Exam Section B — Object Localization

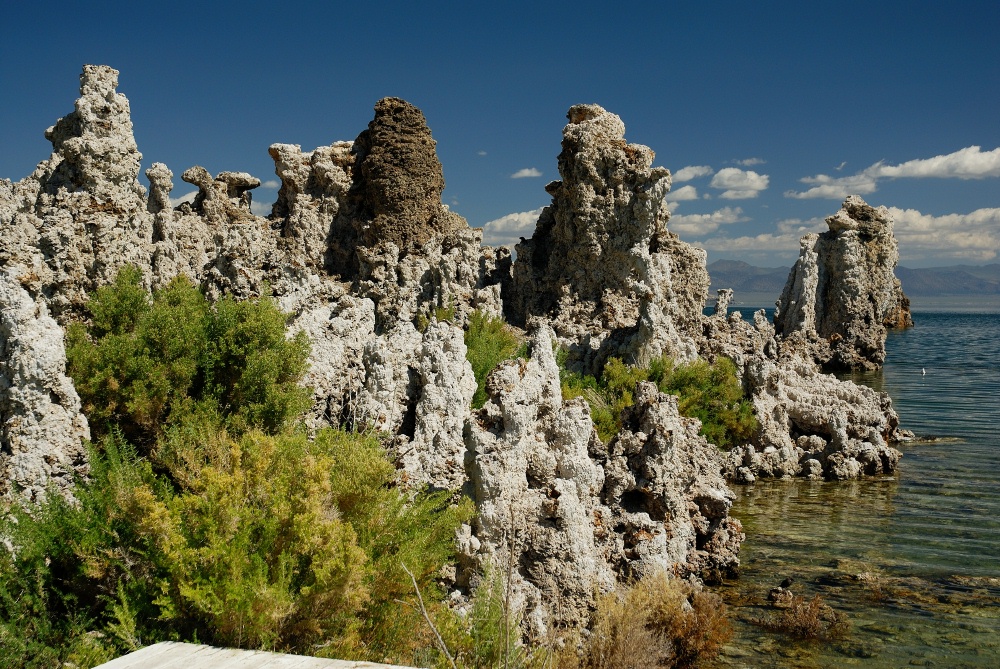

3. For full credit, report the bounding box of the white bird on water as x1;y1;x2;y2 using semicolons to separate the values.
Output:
922;368;926;375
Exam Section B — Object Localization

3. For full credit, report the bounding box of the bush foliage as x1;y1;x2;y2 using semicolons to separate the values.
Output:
559;353;757;448
65;267;311;446
0;269;473;668
464;311;524;409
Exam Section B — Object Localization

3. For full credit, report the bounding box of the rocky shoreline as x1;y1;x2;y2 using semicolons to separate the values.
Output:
1;65;912;632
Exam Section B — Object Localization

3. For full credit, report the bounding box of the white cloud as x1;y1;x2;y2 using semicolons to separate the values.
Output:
696;206;1000;264
478;150;487;156
787;146;1000;199
785;172;879;200
669;206;748;236
250;200;273;217
775;217;826;235
481;207;545;247
664;185;699;202
511;167;542;179
673;165;714;182
734;157;765;166
889;206;1000;262
697;232;803;254
709;167;770;199
168;190;197;208
261;179;280;189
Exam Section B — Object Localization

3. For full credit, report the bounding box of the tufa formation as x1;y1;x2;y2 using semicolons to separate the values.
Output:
0;65;914;636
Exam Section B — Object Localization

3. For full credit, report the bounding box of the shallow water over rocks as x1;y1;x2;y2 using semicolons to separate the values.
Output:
717;311;1000;668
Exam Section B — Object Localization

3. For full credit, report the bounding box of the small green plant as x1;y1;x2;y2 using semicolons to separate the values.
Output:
417;299;458;332
558;353;757;448
465;310;524;409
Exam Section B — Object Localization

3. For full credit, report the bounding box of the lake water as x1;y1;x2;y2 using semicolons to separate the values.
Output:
716;310;1000;668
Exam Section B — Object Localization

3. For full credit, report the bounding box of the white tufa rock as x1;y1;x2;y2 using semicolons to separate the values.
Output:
775;195;912;370
0;268;90;502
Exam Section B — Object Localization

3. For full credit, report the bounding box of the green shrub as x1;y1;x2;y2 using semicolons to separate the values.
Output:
465;311;524;409
1;425;472;665
558;354;757;448
651;357;757;450
3;269;474;667
66;269;310;446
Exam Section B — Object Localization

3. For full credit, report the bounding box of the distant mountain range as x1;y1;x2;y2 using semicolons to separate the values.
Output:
707;260;1000;298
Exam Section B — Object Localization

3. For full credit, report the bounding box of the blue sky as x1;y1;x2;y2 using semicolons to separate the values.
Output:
2;1;998;267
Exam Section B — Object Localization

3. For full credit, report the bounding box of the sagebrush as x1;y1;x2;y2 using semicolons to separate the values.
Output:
559;353;757;448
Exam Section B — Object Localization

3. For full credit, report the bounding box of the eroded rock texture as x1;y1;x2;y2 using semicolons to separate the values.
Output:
507;104;706;374
1;65;917;641
464;326;740;633
774;195;912;371
0;65;153;321
0;269;90;502
700;307;904;481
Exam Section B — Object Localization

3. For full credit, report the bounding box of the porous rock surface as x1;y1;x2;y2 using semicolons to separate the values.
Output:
0;268;90;502
774;195;912;371
463;326;740;633
507;104;706;374
700;307;904;482
0;65;153;321
1;65;913;638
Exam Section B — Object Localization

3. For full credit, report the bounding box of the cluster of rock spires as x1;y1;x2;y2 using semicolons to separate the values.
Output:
0;66;912;633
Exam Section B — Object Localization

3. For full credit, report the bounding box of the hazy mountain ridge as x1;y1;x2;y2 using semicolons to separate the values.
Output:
708;260;1000;297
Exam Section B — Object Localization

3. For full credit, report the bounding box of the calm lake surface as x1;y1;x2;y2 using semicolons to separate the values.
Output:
716;310;1000;668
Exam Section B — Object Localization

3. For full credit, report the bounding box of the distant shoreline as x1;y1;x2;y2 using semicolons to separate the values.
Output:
705;292;1000;314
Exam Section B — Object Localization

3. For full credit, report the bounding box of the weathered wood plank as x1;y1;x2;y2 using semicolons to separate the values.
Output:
94;642;422;669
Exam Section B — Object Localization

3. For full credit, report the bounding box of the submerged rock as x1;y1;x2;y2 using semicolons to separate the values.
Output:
774;195;912;371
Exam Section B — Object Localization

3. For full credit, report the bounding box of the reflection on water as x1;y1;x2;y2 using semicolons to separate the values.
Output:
718;312;1000;668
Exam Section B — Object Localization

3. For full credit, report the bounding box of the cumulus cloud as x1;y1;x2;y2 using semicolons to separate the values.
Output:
511;167;542;179
669;206;748;236
785;172;880;200
261;179;280;189
697;232;803;254
696;206;1000;264
482;207;544;247
664;185;699;202
168;190;197;208
787;146;1000;199
889;206;1000;262
250;200;273;217
734;157;765;166
709;167;770;199
673;165;714;182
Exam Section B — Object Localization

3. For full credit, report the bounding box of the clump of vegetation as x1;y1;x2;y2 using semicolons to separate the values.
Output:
417;300;457;333
559;570;731;669
558;352;757;448
464;310;525;409
65;267;311;446
754;593;851;641
0;269;473;668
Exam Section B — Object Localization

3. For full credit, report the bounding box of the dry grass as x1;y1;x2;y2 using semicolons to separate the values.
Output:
756;593;851;641
557;571;731;669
